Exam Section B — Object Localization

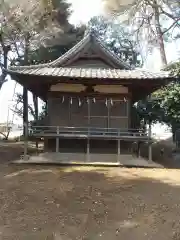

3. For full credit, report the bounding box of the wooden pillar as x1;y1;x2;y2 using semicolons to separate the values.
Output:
33;95;38;121
137;141;141;158
87;97;90;126
68;97;71;126
23;86;28;158
117;139;121;163
33;94;38;151
56;126;60;153
42;100;48;152
45;100;48;116
117;130;121;163
148;122;152;161
87;138;90;162
107;99;110;129
127;98;131;129
87;98;90;162
148;143;152;161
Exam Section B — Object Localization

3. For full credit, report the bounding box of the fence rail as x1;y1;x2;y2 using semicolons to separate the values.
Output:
29;126;150;140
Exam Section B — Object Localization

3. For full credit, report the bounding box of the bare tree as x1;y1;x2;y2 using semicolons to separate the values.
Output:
11;93;39;120
0;0;74;139
103;0;180;66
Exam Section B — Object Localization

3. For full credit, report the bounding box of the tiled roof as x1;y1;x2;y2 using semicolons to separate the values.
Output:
9;32;131;71
8;67;171;80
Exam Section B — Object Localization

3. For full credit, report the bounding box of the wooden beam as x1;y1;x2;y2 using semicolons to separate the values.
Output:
87;139;90;162
23;86;28;136
107;100;110;128
56;127;60;153
48;91;131;99
10;72;172;103
33;94;38;151
33;94;38;121
148;123;152;161
117;139;121;163
45;100;48;116
23;86;28;158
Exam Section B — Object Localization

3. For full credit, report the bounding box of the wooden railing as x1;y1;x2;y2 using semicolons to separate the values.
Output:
29;126;150;140
21;125;153;162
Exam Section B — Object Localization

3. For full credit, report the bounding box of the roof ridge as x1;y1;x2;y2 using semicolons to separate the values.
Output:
9;31;132;71
94;36;132;70
50;32;132;69
48;33;90;67
9;34;90;71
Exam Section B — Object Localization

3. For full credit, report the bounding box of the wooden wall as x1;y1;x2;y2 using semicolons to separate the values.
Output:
48;97;129;129
50;84;129;94
67;59;110;68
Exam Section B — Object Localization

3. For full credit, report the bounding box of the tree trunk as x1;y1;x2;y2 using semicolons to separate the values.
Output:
172;124;177;143
171;123;180;143
23;34;30;137
0;33;10;90
153;1;167;67
4;126;11;140
33;94;38;122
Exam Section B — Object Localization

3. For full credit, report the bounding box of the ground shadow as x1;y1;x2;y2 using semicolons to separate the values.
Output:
1;165;180;239
0;141;42;163
140;137;180;168
1;139;180;169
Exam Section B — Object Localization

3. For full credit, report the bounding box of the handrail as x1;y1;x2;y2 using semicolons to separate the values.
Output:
29;125;148;138
31;125;145;131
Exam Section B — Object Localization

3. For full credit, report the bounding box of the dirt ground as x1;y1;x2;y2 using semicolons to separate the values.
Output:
0;142;180;239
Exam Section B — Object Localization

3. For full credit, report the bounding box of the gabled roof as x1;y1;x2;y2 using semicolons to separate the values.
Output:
6;31;174;102
50;30;132;69
9;31;131;71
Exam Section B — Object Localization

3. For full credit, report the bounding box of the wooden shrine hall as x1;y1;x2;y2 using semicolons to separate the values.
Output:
7;31;173;163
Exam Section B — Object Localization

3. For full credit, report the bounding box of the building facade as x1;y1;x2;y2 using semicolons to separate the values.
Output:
7;32;173;161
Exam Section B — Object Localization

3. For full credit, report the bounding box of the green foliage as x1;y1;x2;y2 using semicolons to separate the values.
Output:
165;61;180;76
28;45;68;65
0;0;75;68
136;60;180;135
0;0;84;122
136;98;163;125
27;25;85;65
88;16;142;67
30;103;47;126
156;83;180;124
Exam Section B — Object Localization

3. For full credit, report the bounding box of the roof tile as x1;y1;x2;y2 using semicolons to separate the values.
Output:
9;32;131;71
8;67;171;80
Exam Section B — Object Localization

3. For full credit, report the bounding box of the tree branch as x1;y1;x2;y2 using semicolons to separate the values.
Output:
162;17;180;35
160;8;180;28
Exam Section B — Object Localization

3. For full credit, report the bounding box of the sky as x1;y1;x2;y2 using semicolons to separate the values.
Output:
69;0;103;24
0;0;179;124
